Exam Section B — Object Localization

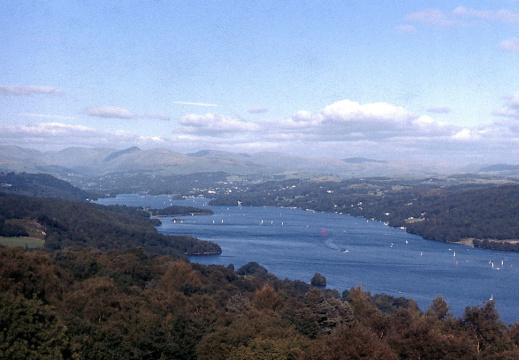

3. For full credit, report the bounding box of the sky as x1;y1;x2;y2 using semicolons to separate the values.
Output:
1;0;519;164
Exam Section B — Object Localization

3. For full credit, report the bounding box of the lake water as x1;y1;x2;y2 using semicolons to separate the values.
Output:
96;194;519;324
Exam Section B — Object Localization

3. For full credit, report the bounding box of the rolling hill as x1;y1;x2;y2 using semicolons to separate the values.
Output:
0;145;489;181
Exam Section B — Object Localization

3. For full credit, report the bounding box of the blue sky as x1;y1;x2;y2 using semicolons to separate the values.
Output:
1;1;519;164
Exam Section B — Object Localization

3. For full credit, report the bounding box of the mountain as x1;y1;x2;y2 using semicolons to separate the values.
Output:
0;145;510;181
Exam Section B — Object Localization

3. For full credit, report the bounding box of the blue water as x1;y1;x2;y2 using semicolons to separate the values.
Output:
96;194;519;324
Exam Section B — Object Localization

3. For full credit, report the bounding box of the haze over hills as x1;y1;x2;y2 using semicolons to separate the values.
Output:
0;145;515;180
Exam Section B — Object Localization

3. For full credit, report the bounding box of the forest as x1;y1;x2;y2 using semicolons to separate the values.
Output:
0;172;93;201
2;246;519;359
148;205;214;217
0;192;220;257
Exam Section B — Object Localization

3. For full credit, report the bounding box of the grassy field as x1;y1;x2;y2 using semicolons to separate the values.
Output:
0;237;45;248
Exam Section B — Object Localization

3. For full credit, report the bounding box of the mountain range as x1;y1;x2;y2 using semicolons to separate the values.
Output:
0;145;515;180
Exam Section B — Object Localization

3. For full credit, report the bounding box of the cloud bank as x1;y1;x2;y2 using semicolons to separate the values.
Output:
493;92;519;119
86;106;170;120
4;98;519;163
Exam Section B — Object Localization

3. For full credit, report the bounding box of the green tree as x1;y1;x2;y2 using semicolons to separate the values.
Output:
426;295;451;321
0;292;71;360
463;301;511;356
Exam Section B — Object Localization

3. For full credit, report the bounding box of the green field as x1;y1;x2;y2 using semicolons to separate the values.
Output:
0;237;45;248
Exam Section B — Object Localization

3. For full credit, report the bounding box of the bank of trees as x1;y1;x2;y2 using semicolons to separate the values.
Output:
1;246;519;359
148;205;213;216
0;192;220;257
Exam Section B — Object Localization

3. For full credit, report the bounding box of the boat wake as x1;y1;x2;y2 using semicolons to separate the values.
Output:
324;237;349;253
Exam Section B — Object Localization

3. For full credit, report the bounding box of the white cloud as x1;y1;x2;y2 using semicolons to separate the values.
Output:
4;98;519;164
395;25;417;33
406;9;454;26
453;6;519;23
86;106;170;120
141;113;171;121
179;113;259;136
493;92;519;119
499;38;519;52
321;99;415;123
405;7;519;28
0;85;63;96
1;122;100;141
452;128;481;140
248;107;269;114
0;122;173;150
86;106;135;119
255;100;461;143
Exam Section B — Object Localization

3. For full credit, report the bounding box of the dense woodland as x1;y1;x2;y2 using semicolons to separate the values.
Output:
2;246;519;359
148;205;214;217
209;178;519;251
0;172;93;201
0;192;220;257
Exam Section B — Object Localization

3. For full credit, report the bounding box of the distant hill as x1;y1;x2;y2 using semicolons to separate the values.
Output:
102;146;141;162
0;145;490;182
342;157;387;164
479;164;519;173
0;172;92;201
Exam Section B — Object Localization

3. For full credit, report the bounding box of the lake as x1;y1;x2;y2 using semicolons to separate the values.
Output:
96;194;519;324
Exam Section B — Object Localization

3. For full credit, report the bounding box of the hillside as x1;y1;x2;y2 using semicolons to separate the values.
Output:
0;172;92;201
0;192;220;257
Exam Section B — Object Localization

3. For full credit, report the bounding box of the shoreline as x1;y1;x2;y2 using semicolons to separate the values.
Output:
453;237;519;247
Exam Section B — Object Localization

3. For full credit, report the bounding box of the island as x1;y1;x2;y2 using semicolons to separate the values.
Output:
148;205;214;217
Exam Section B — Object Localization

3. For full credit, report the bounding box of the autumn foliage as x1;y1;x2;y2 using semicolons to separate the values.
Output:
1;246;519;359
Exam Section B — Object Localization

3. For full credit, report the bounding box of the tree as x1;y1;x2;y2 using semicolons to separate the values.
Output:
301;322;398;360
426;295;451;321
303;288;354;335
253;283;284;311
463;300;511;356
311;272;326;287
0;292;71;360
